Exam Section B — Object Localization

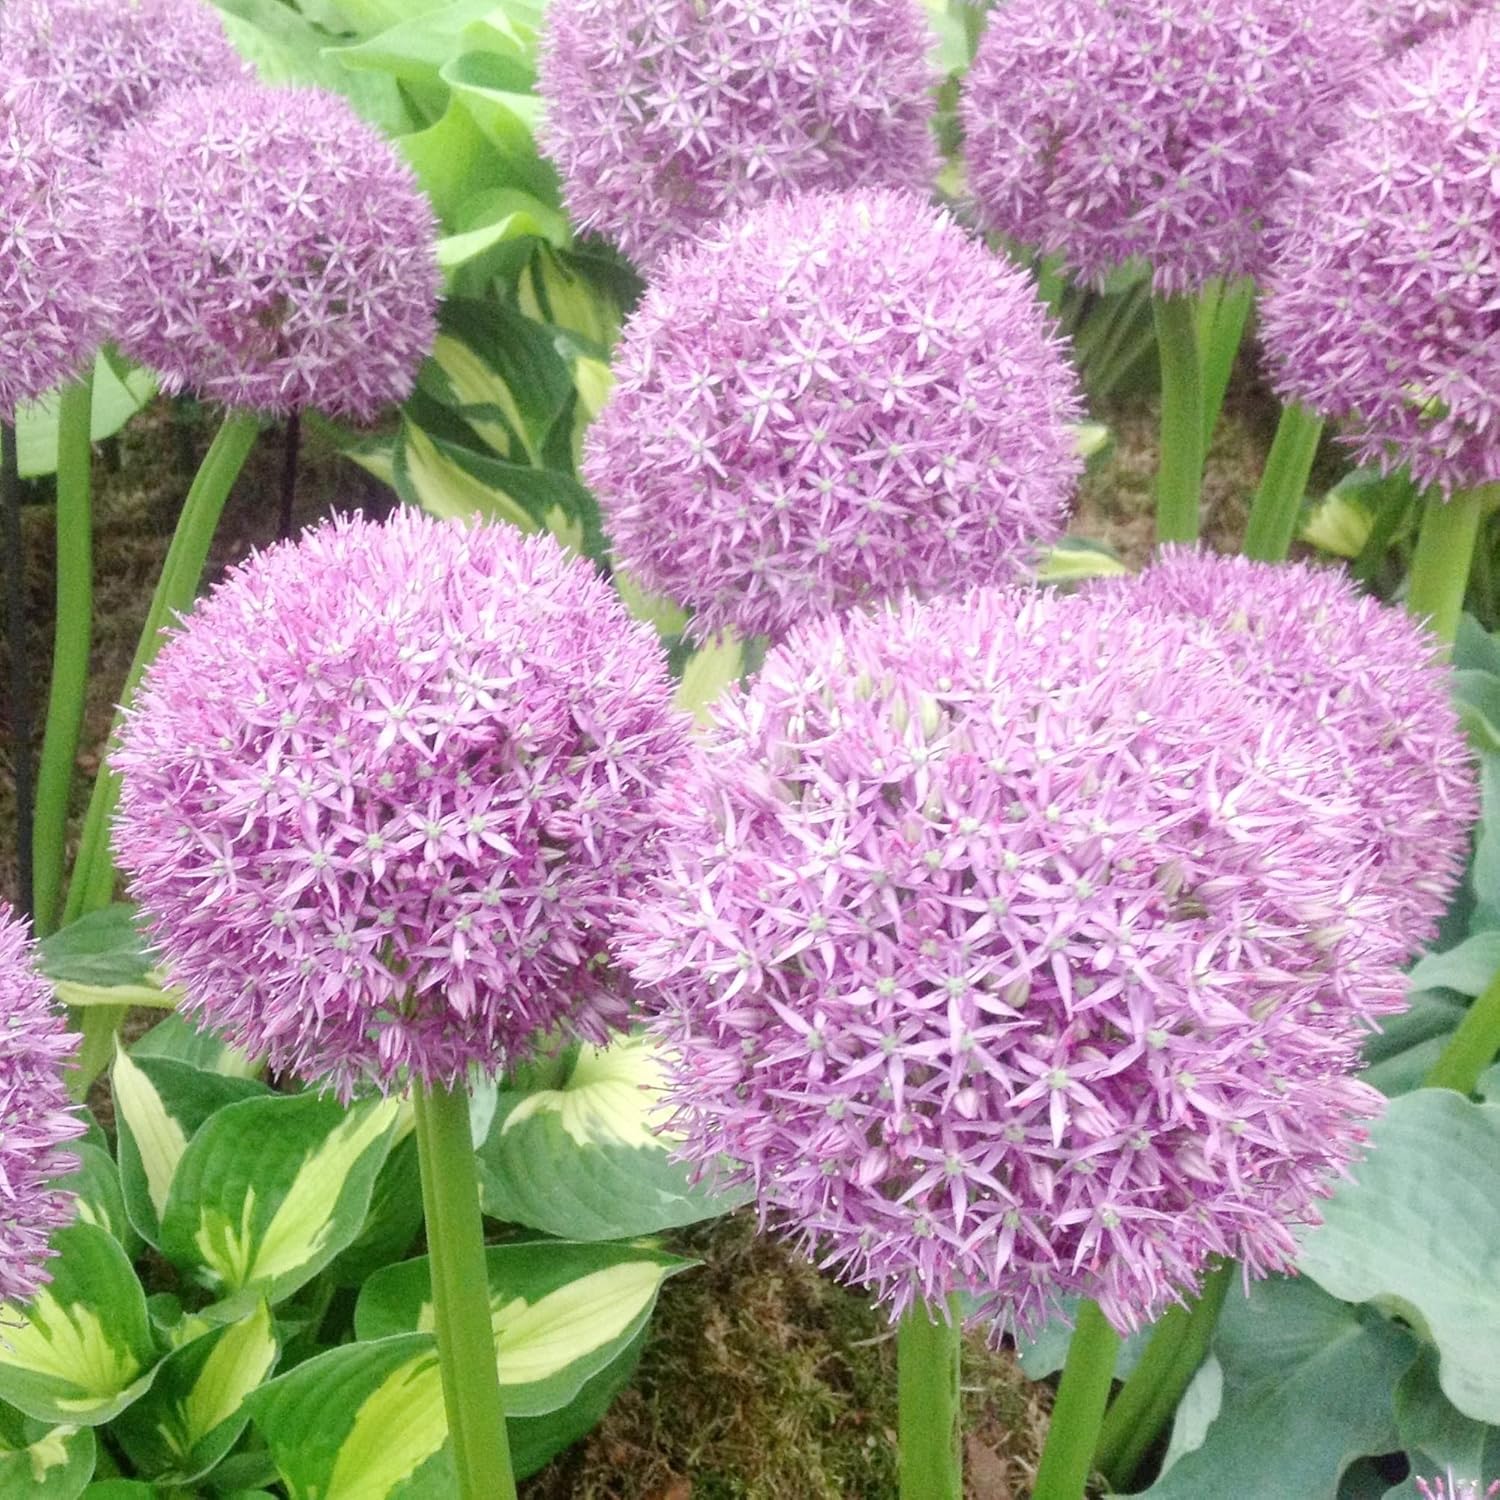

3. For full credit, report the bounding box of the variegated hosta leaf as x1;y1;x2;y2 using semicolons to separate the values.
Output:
111;1051;269;1249
58;1144;139;1260
130;1014;261;1080
0;1226;158;1426
477;1035;747;1241
36;905;178;1012
111;1301;278;1485
0;1401;95;1498
157;1091;402;1304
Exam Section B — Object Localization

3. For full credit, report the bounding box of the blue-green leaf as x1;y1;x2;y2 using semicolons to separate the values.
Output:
0;1402;95;1499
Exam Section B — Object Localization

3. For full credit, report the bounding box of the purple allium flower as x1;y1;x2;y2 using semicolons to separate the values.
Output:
1368;0;1490;52
1416;1474;1500;1500
584;189;1084;645
0;0;248;159
0;87;105;421
99;83;440;421
1107;548;1475;960
618;586;1399;1333
0;905;84;1310
1260;17;1500;497
537;0;940;266
112;511;692;1096
961;0;1382;294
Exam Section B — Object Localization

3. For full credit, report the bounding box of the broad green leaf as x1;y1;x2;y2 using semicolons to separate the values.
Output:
517;245;624;355
1015;1300;1150;1382
1156;1356;1223;1475
0;1403;95;1499
675;639;744;726
329;0;499;89
1361;990;1466;1097
1134;1276;1418;1500
1454;616;1500;679
438;51;555;199
1406;934;1500;996
396;419;533;529
0;1225;158;1426
130;1014;261;1079
1296;1090;1500;1423
112;1302;278;1485
14;357;155;479
322;0;451;35
477;1037;744;1240
1035;540;1130;583
59;1144;138;1258
37;906;178;1010
158;1092;400;1302
112;1051;268;1248
1453;670;1500;754
614;572;689;639
354;1239;692;1416
323;1132;424;1288
397;96;504;224
1392;1349;1500;1497
436;193;566;275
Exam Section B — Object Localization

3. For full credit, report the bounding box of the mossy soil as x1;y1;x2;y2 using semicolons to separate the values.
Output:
0;382;1288;1498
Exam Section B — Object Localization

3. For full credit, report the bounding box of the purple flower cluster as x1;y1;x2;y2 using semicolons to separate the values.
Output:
113;511;691;1096
1416;1476;1500;1500
962;0;1381;294
0;0;247;159
585;189;1083;645
538;0;939;266
1261;17;1500;497
619;586;1399;1333
100;83;440;421
1367;0;1490;52
1105;549;1474;958
0;87;104;420
0;905;83;1309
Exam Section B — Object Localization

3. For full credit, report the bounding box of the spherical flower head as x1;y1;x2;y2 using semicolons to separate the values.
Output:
112;510;693;1096
961;0;1381;294
100;83;440;421
0;0;249;159
1260;18;1500;497
538;0;939;267
618;587;1400;1334
1416;1475;1500;1500
0;904;85;1310
1103;548;1475;959
0;86;106;421
1368;0;1490;53
584;189;1084;645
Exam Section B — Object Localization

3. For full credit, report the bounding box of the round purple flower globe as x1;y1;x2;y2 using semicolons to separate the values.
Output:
0;87;105;420
1260;17;1500;497
0;0;249;159
584;189;1084;645
961;0;1381;294
538;0;940;266
1110;548;1475;959
112;510;693;1096
0;904;84;1309
619;587;1399;1333
1368;0;1489;52
100;82;440;421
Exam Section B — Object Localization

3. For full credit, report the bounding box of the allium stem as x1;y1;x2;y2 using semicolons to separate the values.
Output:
1093;1260;1233;1489
1243;402;1325;563
277;410;300;542
1425;968;1500;1095
1198;278;1253;451
897;1298;962;1500
33;374;94;936
1152;295;1205;544
2;419;34;919
64;409;259;1098
1407;484;1494;646
1032;1299;1120;1500
412;1078;517;1500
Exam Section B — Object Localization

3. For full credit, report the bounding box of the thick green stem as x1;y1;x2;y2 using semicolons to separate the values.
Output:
413;1080;517;1500
1094;1262;1233;1490
1425;969;1500;1095
1242;404;1326;563
1407;485;1493;646
64;410;259;1100
33;375;94;936
2;419;33;918
1198;279;1253;451
1152;295;1205;544
897;1299;962;1500
1032;1301;1120;1500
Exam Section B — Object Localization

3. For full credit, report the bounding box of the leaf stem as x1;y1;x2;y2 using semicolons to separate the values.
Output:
1242;403;1324;563
1424;968;1500;1095
1032;1300;1119;1500
1406;485;1493;647
33;374;94;935
2;418;33;919
897;1298;963;1500
413;1078;517;1500
1152;295;1205;544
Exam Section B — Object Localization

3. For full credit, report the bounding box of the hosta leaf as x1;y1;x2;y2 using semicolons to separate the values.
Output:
354;1239;690;1416
59;1144;138;1258
1132;1276;1417;1499
397;96;500;225
158;1092;401;1303
477;1037;745;1241
1391;1348;1500;1497
36;906;177;1010
14;356;155;479
323;1129;424;1288
1406;934;1500;996
1361;990;1467;1097
438;50;554;198
130;1014;261;1080
112;1302;278;1485
1296;1090;1500;1422
0;1226;158;1426
0;1403;95;1499
112;1051;269;1248
674;640;744;726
